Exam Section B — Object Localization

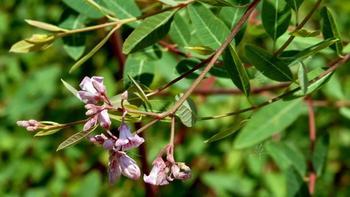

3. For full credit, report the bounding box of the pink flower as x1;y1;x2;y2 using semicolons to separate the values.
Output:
115;123;144;150
83;105;111;131
89;133;108;145
78;76;106;104
171;162;191;180
108;151;141;184
143;157;170;185
119;152;141;180
16;119;40;132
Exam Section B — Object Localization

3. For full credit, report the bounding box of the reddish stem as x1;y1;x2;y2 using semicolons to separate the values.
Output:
306;97;316;195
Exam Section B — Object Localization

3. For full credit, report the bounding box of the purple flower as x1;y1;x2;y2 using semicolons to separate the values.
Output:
143;157;170;185
16;119;40;132
108;151;141;184
78;76;106;104
89;133;108;145
83;105;111;131
115;123;144;150
119;152;141;180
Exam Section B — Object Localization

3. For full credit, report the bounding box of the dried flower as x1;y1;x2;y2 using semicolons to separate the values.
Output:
143;156;170;185
83;105;111;131
115;123;144;150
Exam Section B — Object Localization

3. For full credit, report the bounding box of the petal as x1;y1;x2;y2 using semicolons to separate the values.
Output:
78;91;99;104
119;123;133;139
79;76;97;94
92;79;106;94
119;153;141;180
91;76;104;83
143;157;169;185
122;134;144;151
98;109;111;130
83;116;97;131
108;152;121;184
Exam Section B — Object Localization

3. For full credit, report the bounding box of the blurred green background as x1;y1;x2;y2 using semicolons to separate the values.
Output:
1;0;350;196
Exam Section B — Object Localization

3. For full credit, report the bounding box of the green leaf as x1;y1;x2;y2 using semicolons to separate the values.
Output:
60;14;86;60
35;128;62;137
123;54;155;87
245;45;293;81
204;121;244;143
61;79;79;98
218;7;246;45
265;142;307;176
128;75;150;108
312;133;329;176
63;0;104;19
286;168;310;197
102;0;141;27
188;3;230;49
340;107;350;120
56;125;98;151
9;34;55;53
169;12;191;47
197;0;234;7
175;94;197;127
176;58;200;79
285;0;303;11
122;11;176;54
25;19;68;32
69;26;119;73
290;29;320;38
234;99;304;149
288;38;338;66
262;0;291;40
320;7;343;55
223;44;250;96
297;62;308;95
291;67;333;97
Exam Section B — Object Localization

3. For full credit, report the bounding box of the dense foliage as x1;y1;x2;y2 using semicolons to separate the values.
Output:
1;0;350;196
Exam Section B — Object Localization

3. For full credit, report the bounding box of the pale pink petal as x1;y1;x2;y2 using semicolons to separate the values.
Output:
83;116;97;131
108;151;121;184
79;77;97;94
115;123;144;150
143;157;169;185
119;152;141;180
98;109;111;130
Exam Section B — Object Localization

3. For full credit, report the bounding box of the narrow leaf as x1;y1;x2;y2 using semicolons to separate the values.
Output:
197;0;234;7
128;75;150;108
35;128;62;137
297;62;308;95
234;98;304;149
102;0;141;27
69;26;119;73
188;3;230;49
223;44;250;96
57;125;98;151
9;34;55;53
62;0;104;19
61;79;79;99
286;168;310;197
262;0;292;40
25;19;68;32
205;121;244;143
290;29;320;38
122;11;176;54
218;7;246;45
175;94;197;127
245;45;293;81
321;7;343;55
123;54;154;87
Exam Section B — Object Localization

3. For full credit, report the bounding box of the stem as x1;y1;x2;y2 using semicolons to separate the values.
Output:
127;109;162;118
146;57;212;97
199;54;350;120
135;119;159;134
306;97;317;195
170;116;175;146
161;0;261;117
274;0;322;56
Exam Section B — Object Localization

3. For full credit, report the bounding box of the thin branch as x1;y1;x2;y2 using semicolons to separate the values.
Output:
274;0;322;56
162;0;261;117
306;97;317;195
170;116;175;146
159;41;192;58
198;54;350;121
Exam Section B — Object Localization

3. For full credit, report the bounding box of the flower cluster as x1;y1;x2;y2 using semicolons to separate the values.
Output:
17;76;192;186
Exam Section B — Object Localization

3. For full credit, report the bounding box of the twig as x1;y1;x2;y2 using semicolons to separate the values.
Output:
159;41;192;58
306;97;317;195
198;54;350;120
161;0;262;117
274;0;322;56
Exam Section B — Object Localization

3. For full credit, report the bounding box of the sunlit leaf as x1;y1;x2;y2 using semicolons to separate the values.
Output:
205;121;244;143
56;125;98;151
61;79;79;99
290;29;320;38
103;0;141;27
123;11;176;54
297;62;308;95
63;0;104;19
175;94;197;127
197;0;234;7
169;12;191;47
9;34;55;53
188;3;230;49
35;128;62;137
25;19;68;32
234;99;304;149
